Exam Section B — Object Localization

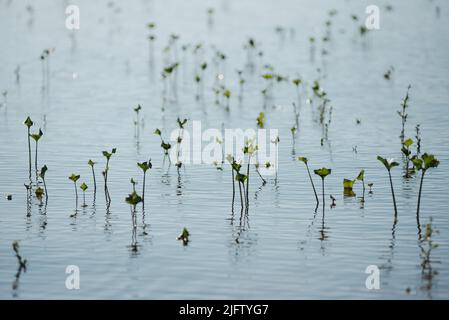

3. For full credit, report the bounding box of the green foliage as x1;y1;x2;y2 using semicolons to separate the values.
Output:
138;159;152;172
30;129;43;142
125;191;142;206
80;182;88;192
314;168;331;179
88;159;96;167
256;112;264;128
154;128;162;136
69;174;80;182
343;178;355;190
297;156;308;164
24;116;33;128
292;79;301;86
102;148;117;160
177;117;188;129
356;169;365;181
35;187;44;199
377;156;399;171
40;165;48;178
413;153;440;172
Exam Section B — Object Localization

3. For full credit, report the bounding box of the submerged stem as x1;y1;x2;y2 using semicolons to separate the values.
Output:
306;163;319;204
417;170;426;216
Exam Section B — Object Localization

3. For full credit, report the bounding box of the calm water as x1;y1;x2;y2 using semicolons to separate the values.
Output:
1;0;449;299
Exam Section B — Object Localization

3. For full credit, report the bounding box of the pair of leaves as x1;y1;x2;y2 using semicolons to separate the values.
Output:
297;156;308;165
24;116;34;128
138;159;152;172
125;191;142;205
256;112;264;128
69;174;80;182
30;129;43;142
80;183;88;192
377;156;399;171
314;167;332;179
88;159;96;167
411;153;440;171
102;148;117;160
177;117;188;129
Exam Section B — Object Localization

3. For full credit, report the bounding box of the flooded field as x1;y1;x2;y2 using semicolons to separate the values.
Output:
0;0;448;299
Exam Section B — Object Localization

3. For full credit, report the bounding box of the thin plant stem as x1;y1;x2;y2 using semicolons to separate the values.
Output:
388;170;398;216
74;181;78;208
43;178;48;203
35;141;38;181
417;170;426;216
231;169;235;205
306;163;319;204
27;128;31;180
142;172;146;209
91;166;96;194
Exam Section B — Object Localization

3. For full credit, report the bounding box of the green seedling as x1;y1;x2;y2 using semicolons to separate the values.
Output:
223;89;231;111
30;128;43;180
243;139;258;206
226;155;237;205
415;124;422;155
69;174;80;209
411;153;440;216
314;168;332;210
401;138;414;178
330;195;336;208
256;112;264;128
35;186;44;202
154;128;172;156
24;117;33;180
80;182;88;207
39;165;48;202
254;163;267;185
356;169;366;196
397;85;411;144
343;178;356;197
130;178;137;193
88;159;97;193
137;159;152;207
102;148;116;203
298;157;319;204
368;183;373;193
177;227;190;245
377;156;399;215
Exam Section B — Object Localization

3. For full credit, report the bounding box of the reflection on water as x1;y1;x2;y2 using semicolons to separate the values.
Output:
1;0;449;299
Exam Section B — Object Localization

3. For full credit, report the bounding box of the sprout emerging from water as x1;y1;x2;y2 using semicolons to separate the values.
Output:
411;153;440;216
137;159;152;208
30;128;43;180
297;157;319;205
256;112;264;128
223;89;231;112
401;138;414;178
69;174;80;209
154;128;172;157
177;227;190;245
397;85;411;144
243;139;258;207
39;165;48;203
24;117;34;180
88;159;97;194
343;178;356;197
80;182;88;207
356;169;366;200
314;168;332;210
102;148;116;203
377;156;399;216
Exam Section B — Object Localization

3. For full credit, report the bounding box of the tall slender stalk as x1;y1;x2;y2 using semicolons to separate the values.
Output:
307;163;319;204
388;170;398;216
417;170;425;216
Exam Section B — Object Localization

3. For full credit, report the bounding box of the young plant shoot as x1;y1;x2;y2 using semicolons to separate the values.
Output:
30;129;43;180
298;157;319;205
69;174;80;209
411;153;440;216
88;159;97;194
39;165;48;203
24;117;33;180
377;156;399;216
137;159;152;208
102;148;116;203
314;168;332;211
80;182;88;207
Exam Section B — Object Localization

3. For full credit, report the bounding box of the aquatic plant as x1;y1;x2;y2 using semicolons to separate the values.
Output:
401;138;414;178
223;89;231;111
297;157;319;204
415;124;421;155
24;117;33;180
88;159;97;194
256;112;264;128
137;159;152;208
397;85;411;144
243;139;258;206
368;183;374;193
35;186;44;202
39;165;48;202
292;78;302;108
175;118;188;168
343;178;356;197
154;128;172;156
356;169;366;196
133;104;142;136
377;156;399;215
314;168;332;209
80;182;88;207
254;163;267;185
12;241;27;291
411;153;440;215
68;174;80;209
226;155;237;206
102;148;116;203
177;227;190;245
30;128;43;180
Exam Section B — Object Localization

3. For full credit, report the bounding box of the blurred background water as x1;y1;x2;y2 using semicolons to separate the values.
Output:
0;0;448;299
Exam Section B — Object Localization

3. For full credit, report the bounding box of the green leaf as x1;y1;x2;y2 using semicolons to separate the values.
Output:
24;116;33;128
125;191;142;205
343;178;355;190
80;182;88;191
314;167;331;179
403;138;413;148
137;159;152;172
356;169;365;181
235;172;247;182
69;174;80;182
377;156;398;170
88;159;96;167
292;79;301;86
154;128;162;136
35;187;45;199
256;112;264;128
223;89;231;99
422;153;440;170
297;157;308;164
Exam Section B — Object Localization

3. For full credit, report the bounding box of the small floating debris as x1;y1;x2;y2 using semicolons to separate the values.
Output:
6;194;12;200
